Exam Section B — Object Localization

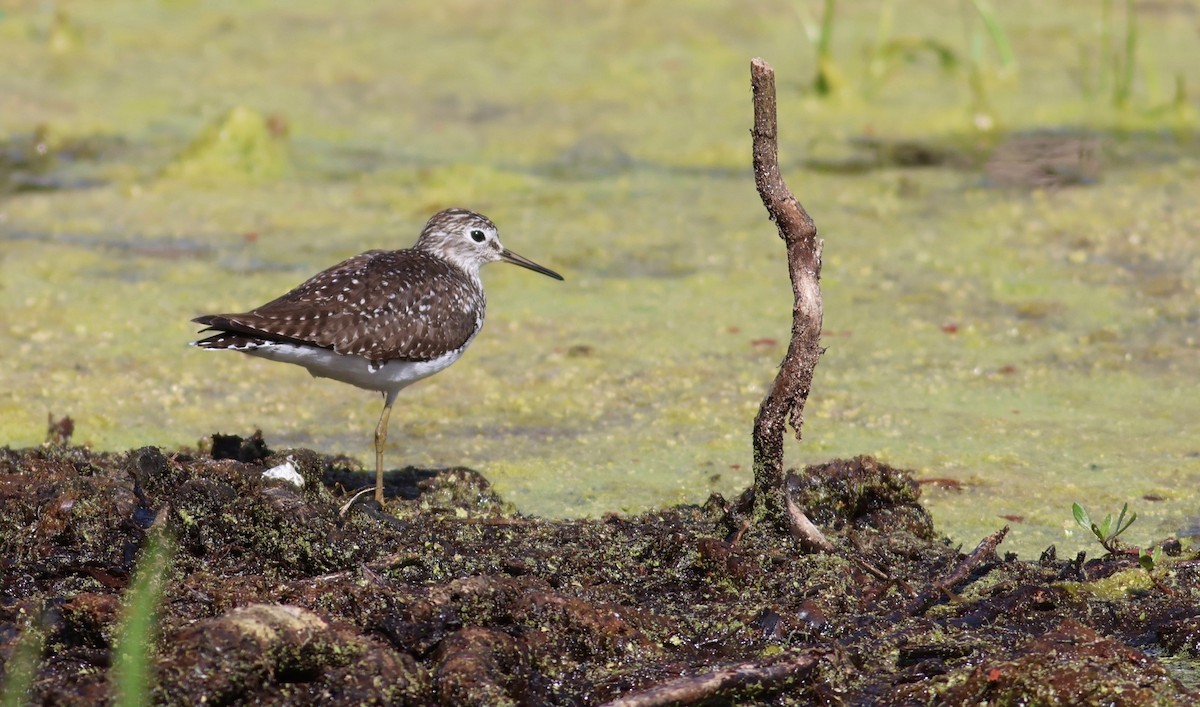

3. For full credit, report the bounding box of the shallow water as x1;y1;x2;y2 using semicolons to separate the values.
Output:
1;0;1198;557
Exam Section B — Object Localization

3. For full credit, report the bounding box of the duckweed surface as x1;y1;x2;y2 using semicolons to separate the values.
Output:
1;1;1198;558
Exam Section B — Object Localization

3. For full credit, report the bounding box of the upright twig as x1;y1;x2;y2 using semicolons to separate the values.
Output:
749;58;825;531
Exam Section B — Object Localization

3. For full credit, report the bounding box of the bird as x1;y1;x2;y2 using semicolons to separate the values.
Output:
191;208;563;504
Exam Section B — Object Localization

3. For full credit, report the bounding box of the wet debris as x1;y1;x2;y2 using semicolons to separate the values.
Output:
44;414;74;447
0;126;116;194
210;430;273;463
262;459;304;489
0;440;1197;704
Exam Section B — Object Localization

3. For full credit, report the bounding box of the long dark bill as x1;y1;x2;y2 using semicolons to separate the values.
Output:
500;249;564;281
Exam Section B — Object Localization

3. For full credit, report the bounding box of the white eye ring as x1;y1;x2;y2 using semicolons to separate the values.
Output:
470;229;487;243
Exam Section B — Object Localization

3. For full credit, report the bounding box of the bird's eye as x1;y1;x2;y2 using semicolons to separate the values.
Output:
470;229;486;243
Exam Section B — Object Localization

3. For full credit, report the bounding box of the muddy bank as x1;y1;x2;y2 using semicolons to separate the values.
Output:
1;435;1198;704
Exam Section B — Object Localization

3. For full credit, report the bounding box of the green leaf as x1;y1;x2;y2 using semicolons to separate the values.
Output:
1137;545;1163;572
1116;511;1137;538
1114;503;1129;533
1072;503;1090;529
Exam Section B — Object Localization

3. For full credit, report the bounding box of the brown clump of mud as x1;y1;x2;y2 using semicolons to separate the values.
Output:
1;434;1198;704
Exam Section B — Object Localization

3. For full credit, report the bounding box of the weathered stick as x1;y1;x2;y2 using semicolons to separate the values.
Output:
600;652;819;707
749;57;825;529
905;526;1009;616
785;482;835;553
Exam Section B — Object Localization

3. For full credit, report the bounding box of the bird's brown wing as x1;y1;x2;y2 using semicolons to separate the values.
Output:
193;250;484;363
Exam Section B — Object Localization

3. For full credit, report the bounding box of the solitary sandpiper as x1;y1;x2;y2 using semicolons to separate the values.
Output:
192;208;563;503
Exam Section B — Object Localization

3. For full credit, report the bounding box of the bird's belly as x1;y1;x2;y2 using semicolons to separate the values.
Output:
246;343;464;393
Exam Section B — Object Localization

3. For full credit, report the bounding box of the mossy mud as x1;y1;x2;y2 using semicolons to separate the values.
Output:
2;435;1198;704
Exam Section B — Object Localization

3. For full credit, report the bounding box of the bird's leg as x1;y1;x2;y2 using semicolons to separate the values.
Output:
374;391;398;504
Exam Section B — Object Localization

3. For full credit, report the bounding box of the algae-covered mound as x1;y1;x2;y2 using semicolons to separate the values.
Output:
161;106;291;183
1;437;1197;704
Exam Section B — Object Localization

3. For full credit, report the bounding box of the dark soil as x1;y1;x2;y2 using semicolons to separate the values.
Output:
2;435;1199;705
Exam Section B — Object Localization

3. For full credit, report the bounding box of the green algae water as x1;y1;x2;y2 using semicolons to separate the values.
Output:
1;1;1197;558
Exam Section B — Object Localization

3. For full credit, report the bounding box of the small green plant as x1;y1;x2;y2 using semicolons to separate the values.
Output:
1138;544;1163;572
1072;501;1136;554
1073;502;1174;594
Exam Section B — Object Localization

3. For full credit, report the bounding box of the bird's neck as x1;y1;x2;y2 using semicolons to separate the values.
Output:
421;248;484;288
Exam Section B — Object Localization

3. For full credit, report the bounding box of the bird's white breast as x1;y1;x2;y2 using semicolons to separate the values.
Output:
242;339;469;394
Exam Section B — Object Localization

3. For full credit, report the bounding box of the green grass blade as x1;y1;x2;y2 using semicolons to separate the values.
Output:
1115;502;1129;532
1099;0;1113;93
0;626;44;707
1114;0;1137;107
111;529;174;707
865;0;897;88
814;0;838;95
1117;511;1137;537
816;0;836;63
873;0;895;52
967;0;1016;73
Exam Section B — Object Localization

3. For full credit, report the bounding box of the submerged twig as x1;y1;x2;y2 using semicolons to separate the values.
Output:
308;550;421;584
601;652;819;707
749;57;825;530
